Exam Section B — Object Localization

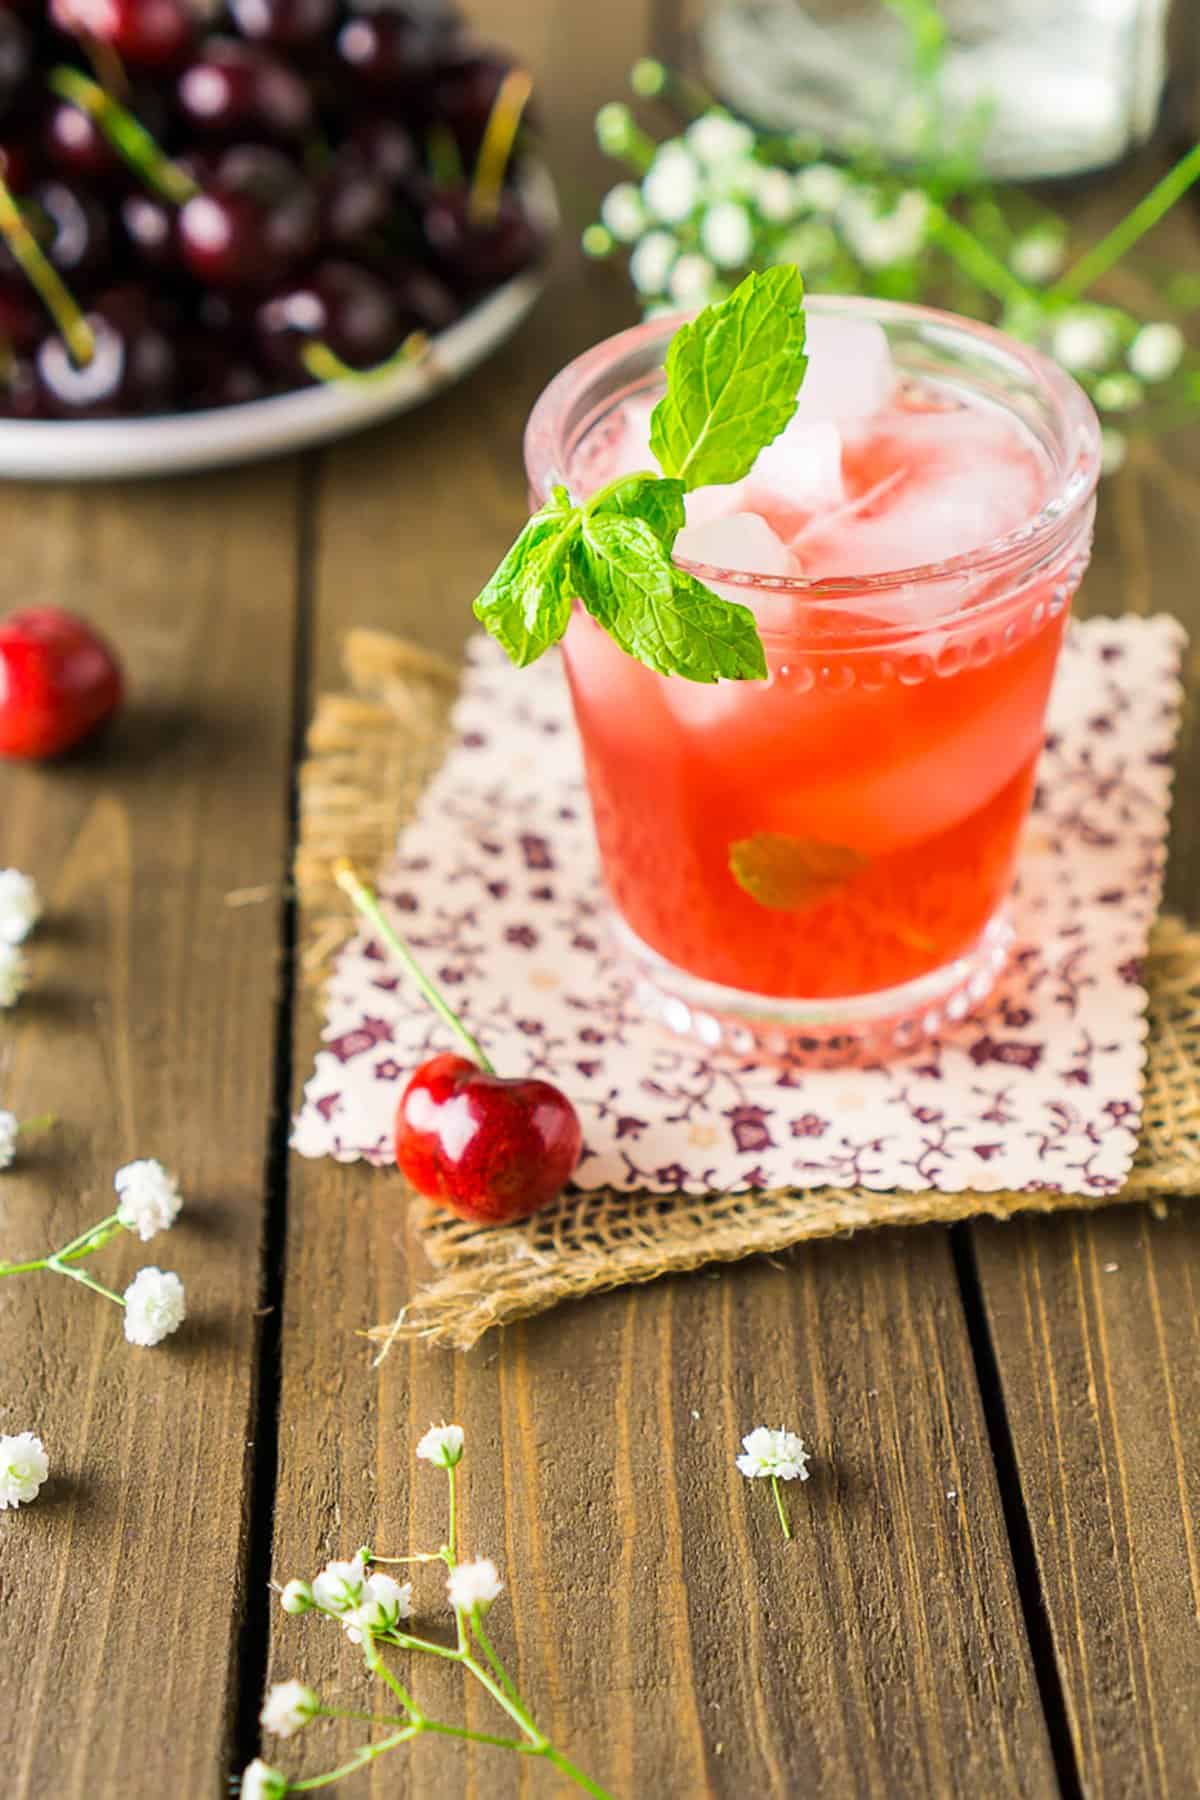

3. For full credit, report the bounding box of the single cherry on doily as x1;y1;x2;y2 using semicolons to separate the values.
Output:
334;860;582;1226
0;606;123;759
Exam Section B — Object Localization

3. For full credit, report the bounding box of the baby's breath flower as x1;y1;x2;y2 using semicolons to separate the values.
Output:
793;163;846;214
345;1572;413;1643
239;1758;288;1800
595;102;635;157
114;1159;182;1242
1093;372;1143;413
1101;427;1128;474
0;870;41;945
1052;310;1118;374
0;1110;18;1171
122;1266;186;1347
629;229;677;297
447;1557;504;1614
736;1426;811;1482
686;112;755;168
770;221;837;270
260;1679;318;1739
1009;227;1067;285
0;1431;48;1509
581;222;612;258
842;188;928;268
669;253;718;306
642;143;701;224
279;1578;314;1615
0;944;29;1009
701;199;754;269
1128;320;1184;382
753;166;796;223
417;1422;465;1468
600;181;647;244
312;1552;368;1615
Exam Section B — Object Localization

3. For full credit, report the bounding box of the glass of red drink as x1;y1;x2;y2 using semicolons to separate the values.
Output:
524;298;1102;1059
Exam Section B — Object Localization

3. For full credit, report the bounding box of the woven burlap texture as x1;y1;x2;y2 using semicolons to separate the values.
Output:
298;630;1200;1352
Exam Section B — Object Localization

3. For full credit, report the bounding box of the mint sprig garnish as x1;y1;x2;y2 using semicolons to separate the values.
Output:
473;266;809;684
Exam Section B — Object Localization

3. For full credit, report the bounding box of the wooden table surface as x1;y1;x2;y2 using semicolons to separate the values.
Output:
3;4;1199;1796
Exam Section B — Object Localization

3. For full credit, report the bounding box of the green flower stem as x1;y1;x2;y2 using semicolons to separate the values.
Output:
365;1645;421;1720
1053;141;1200;305
287;1728;419;1790
313;1708;409;1726
470;1608;522;1708
538;1743;618;1799
300;334;428;389
387;1630;464;1662
47;67;197;205
46;1257;125;1307
420;1719;533;1753
0;1212;122;1279
771;1475;792;1540
0;174;94;365
927;205;1035;311
333;860;496;1074
17;1112;56;1137
446;1463;459;1563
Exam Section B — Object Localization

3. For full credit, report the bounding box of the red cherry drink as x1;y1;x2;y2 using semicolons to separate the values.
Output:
524;299;1101;1056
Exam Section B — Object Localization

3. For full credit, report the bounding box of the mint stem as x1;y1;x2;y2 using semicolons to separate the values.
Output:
333;860;497;1074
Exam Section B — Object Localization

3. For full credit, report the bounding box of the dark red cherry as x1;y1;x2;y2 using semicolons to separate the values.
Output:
0;279;43;352
368;256;461;333
35;287;175;417
5;181;111;285
0;354;42;420
423;187;541;289
0;607;124;760
178;335;269;410
119;191;177;274
255;258;403;377
395;1052;582;1225
44;99;125;183
335;13;440;91
178;147;318;288
0;12;30;120
228;0;337;46
177;38;313;141
320;157;392;251
348;117;418;190
430;51;516;160
51;0;195;66
0;140;32;194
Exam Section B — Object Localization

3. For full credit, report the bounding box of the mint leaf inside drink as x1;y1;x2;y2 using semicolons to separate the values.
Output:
473;268;809;683
649;266;809;492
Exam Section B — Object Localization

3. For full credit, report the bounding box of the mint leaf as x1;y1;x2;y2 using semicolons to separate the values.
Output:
729;834;867;910
472;493;578;667
576;516;767;684
589;473;686;549
649;265;808;491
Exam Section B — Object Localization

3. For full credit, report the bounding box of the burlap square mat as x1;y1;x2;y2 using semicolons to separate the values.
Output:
296;630;1200;1352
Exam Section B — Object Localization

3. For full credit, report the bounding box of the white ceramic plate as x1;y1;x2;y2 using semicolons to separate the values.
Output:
0;164;556;481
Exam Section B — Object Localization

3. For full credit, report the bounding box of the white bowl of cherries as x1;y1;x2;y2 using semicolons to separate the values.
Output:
0;0;555;478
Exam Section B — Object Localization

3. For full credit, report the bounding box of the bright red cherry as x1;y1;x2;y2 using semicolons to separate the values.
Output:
0;607;123;760
51;0;195;67
395;1052;582;1225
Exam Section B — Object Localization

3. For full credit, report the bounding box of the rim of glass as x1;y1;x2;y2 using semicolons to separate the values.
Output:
524;294;1102;603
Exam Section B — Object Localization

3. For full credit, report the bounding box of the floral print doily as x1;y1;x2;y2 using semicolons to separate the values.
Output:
293;616;1185;1200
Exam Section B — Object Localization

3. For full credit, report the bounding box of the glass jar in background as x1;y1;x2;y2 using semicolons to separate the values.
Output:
701;0;1173;180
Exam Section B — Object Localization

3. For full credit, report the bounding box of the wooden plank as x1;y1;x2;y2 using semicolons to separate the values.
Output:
0;466;300;1795
970;166;1200;1796
267;5;1056;1796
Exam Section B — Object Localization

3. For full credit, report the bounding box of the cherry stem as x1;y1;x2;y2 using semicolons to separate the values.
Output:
48;66;198;206
0;173;94;367
469;68;535;226
301;331;430;389
333;860;497;1075
81;30;130;100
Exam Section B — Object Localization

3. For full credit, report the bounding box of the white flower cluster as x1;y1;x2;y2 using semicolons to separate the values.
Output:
0;1110;19;1172
447;1557;503;1614
0;869;40;1011
589;101;934;314
300;1550;414;1646
260;1678;318;1740
416;1422;464;1469
736;1425;811;1483
122;1266;187;1347
114;1159;183;1242
240;1759;288;1800
0;1431;49;1509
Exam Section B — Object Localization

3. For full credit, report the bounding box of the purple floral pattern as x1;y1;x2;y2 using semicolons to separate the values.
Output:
293;618;1185;1199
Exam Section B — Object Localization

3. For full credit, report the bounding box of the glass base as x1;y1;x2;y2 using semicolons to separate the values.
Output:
614;910;1014;1066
